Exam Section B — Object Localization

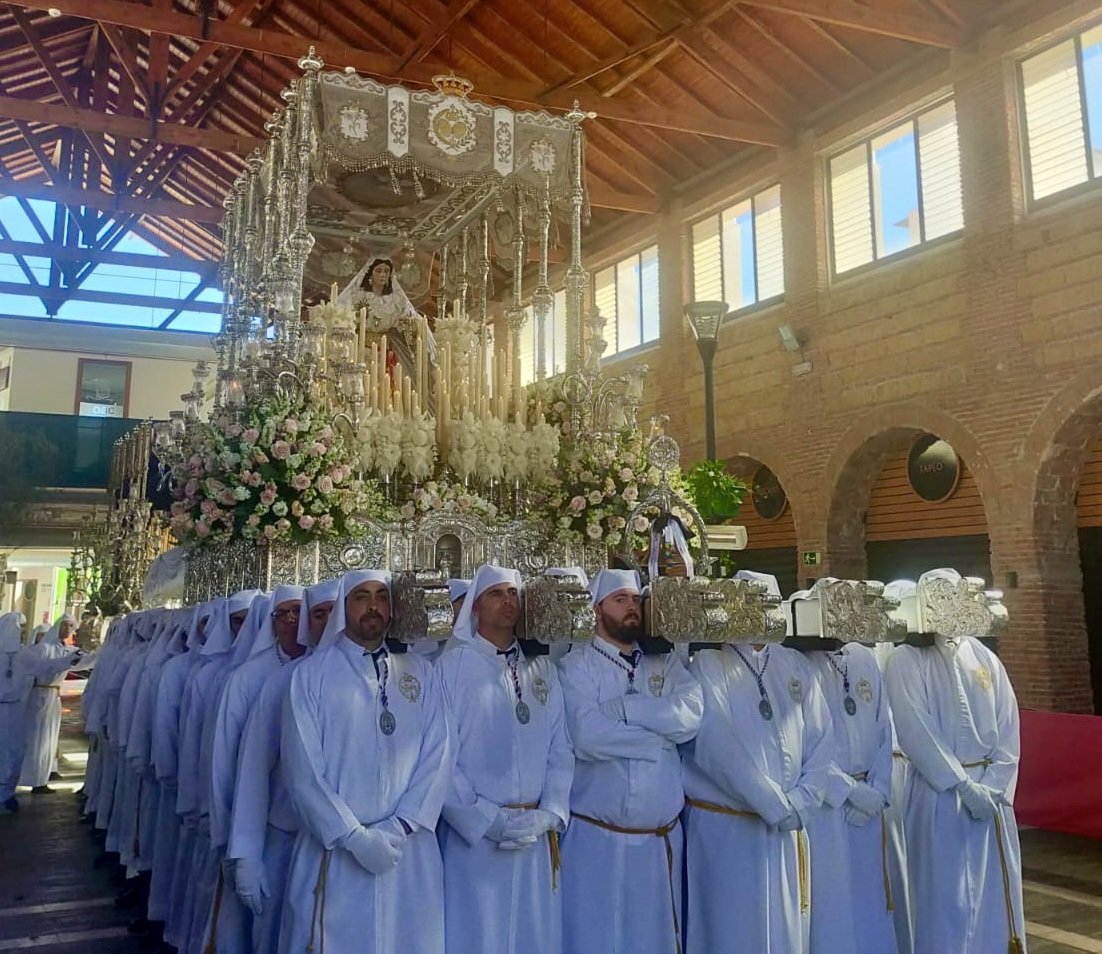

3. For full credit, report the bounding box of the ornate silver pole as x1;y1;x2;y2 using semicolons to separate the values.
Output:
456;227;470;323
565;102;591;374
507;187;527;399
477;214;490;347
532;179;553;381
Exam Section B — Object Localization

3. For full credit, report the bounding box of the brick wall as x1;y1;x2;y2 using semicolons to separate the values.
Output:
588;11;1102;712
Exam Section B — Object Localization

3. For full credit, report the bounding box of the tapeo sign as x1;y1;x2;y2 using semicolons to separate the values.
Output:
907;435;961;503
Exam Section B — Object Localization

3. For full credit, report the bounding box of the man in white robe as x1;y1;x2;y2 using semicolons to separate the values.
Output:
885;605;1025;954
438;565;574;954
683;640;833;954
558;569;702;954
81;617;127;820
229;579;336;954
279;569;451;954
19;614;79;793
203;586;302;954
807;642;899;954
1;612;80;811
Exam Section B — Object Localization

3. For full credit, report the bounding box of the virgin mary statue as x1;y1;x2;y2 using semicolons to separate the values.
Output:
336;257;436;388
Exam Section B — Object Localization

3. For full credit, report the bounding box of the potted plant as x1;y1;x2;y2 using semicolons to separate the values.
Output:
683;460;747;523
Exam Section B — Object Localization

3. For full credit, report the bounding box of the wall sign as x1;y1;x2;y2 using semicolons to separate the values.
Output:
907;434;961;503
751;465;788;522
802;551;821;567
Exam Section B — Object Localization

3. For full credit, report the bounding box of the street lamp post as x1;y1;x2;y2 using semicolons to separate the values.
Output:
684;301;727;461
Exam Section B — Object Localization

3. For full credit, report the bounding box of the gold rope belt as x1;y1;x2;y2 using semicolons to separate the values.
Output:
962;758;993;769
571;811;683;954
32;683;60;691
993;811;1025;954
506;802;560;891
684;797;809;913
307;849;332;954
849;770;894;912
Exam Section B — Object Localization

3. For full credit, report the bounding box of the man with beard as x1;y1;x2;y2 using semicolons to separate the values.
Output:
438;565;574;954
558;569;702;954
278;570;451;954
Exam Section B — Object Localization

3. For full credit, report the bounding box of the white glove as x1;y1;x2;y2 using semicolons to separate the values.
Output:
343;826;402;874
501;808;557;843
369;815;410;850
777;810;803;831
844;805;874;827
599;697;627;723
957;779;997;821
233;856;268;917
846;782;886;816
486;808;527;845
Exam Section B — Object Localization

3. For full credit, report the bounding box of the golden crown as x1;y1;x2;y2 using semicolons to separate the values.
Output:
432;74;475;99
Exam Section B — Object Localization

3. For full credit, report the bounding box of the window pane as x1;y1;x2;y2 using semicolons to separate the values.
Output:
616;257;641;352
691;214;723;301
871;121;920;257
830;143;874;273
754;185;784;301
1022;39;1089;199
918;100;964;240
639;245;660;344
518;305;536;385
721;199;755;308
1083;25;1102;178
594;265;617;348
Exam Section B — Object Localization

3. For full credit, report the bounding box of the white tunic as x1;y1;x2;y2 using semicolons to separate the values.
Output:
807;645;899;954
682;644;833;954
557;640;702;954
18;639;72;787
437;637;574;954
228;659;303;954
278;639;451;954
885;638;1025;954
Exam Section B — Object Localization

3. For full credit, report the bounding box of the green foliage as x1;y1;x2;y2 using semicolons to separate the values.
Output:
682;459;747;524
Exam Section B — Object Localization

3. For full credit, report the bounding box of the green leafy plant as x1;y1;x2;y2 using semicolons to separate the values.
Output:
683;460;747;524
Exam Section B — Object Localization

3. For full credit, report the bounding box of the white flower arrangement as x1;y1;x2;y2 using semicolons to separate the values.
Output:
407;479;498;522
401;414;436;481
434;316;482;362
447;411;482;480
309;300;357;332
502;420;530;483
477;416;507;482
527;418;560;485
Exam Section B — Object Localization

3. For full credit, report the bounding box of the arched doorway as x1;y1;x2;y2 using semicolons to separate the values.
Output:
1076;438;1102;712
864;434;992;586
723;457;799;596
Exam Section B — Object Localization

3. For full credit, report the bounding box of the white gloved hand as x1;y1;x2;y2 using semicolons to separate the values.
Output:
844;805;874;827
370;815;410;849
599;697;627;723
501;808;557;843
343;825;402;874
233;856;268;917
846;782;886;816
486;808;527;844
776;810;803;832
957;779;997;821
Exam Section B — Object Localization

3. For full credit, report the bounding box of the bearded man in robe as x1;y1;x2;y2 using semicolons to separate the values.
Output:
437;564;574;954
558;568;702;954
278;569;451;954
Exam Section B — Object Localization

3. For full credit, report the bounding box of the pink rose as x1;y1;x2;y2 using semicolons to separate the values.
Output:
275;518;291;531
249;472;263;487
272;441;291;460
291;474;311;491
569;495;587;512
282;418;299;435
246;514;260;527
319;426;334;441
319;514;335;530
184;478;199;497
195;522;210;538
298;515;316;530
253;450;269;465
243;428;260;444
260;487;277;506
263;525;277;540
316;476;334;495
309;442;327;456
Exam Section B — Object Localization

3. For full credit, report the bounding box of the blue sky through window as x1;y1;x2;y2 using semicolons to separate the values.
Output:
1084;32;1102;176
0;197;222;333
874;128;920;256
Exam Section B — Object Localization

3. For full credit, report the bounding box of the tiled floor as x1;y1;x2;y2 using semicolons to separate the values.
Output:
1;693;1101;952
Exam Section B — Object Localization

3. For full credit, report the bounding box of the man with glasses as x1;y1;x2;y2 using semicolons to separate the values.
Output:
279;569;451;954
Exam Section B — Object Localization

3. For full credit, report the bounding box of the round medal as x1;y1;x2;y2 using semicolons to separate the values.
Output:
843;695;858;716
758;698;774;721
625;686;639;696
515;700;531;725
379;709;397;735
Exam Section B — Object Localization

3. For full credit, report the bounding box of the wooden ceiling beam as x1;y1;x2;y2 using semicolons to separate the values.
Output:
164;0;275;100
398;0;483;69
0;177;225;223
0;279;221;312
0;237;216;273
736;0;966;48
11;0;787;144
586;185;661;214
0;94;266;154
98;23;151;102
734;7;843;95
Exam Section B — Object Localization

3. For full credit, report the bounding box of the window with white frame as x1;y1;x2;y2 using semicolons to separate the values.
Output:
828;99;964;275
690;184;784;310
1019;24;1102;203
517;288;567;386
592;245;659;357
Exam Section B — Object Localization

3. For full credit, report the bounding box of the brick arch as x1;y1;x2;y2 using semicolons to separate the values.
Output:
719;435;803;542
820;405;996;579
1022;371;1102;550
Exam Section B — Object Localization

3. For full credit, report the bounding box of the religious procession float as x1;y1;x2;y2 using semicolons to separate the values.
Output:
72;50;1008;650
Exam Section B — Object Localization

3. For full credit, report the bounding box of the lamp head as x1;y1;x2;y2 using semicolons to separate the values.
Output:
684;301;727;343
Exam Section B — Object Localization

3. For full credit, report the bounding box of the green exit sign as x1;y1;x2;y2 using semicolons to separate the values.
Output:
802;551;821;567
